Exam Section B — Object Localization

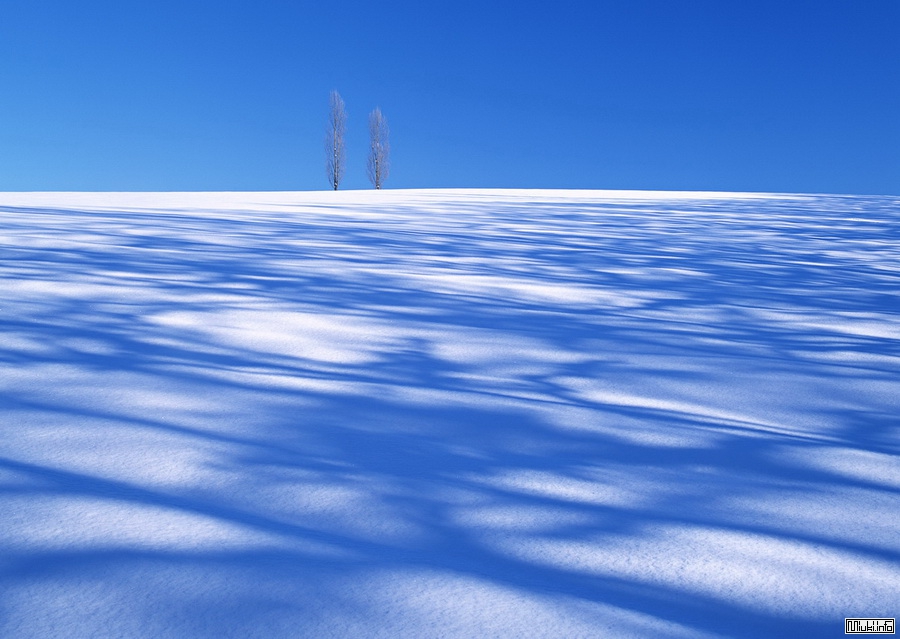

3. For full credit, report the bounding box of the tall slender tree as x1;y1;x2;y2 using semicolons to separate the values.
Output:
366;107;390;190
325;90;347;190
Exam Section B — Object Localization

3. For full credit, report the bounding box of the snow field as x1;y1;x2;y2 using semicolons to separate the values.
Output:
1;189;898;637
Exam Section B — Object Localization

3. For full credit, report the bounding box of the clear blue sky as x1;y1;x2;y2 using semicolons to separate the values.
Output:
1;1;898;193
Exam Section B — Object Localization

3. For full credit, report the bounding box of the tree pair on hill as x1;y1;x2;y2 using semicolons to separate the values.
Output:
326;90;389;190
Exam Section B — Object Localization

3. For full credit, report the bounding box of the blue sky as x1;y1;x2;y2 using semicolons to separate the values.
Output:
1;1;898;193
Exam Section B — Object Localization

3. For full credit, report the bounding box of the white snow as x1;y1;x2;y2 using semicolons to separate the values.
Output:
1;189;898;638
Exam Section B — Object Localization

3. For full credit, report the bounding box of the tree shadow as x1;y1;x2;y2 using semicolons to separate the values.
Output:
1;191;898;637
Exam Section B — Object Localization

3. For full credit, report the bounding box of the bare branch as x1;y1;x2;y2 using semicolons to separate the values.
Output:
325;90;347;190
366;107;390;189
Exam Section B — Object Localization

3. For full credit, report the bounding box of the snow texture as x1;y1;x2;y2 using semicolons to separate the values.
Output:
1;189;898;638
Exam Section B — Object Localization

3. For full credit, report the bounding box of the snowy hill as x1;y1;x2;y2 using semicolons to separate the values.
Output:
1;189;898;638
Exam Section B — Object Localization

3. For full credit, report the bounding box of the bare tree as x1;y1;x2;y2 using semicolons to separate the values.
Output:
325;90;347;190
366;107;390;189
